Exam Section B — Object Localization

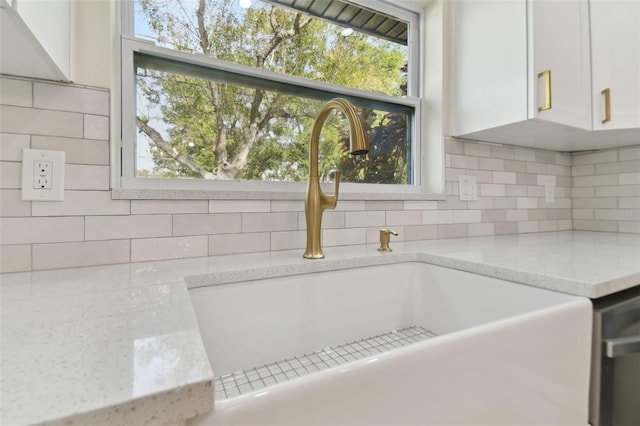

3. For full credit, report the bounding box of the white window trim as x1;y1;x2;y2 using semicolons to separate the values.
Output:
111;0;446;201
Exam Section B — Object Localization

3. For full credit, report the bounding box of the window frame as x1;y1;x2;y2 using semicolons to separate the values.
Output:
114;0;445;200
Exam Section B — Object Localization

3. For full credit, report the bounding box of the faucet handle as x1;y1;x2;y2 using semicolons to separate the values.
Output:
377;229;398;252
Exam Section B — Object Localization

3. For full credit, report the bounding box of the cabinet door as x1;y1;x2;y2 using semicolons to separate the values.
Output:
530;0;592;130
590;0;640;130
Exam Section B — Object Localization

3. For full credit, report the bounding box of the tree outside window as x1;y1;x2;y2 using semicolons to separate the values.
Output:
134;0;411;185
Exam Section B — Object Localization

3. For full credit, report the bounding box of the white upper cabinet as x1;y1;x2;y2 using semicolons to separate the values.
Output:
590;0;640;131
0;0;72;82
529;0;592;131
450;0;640;151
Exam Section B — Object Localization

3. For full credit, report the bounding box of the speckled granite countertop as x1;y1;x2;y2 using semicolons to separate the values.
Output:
1;231;638;425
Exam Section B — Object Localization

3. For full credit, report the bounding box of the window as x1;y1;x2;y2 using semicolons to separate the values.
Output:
119;0;424;194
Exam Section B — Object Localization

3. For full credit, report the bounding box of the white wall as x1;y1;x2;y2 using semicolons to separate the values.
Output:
72;0;112;88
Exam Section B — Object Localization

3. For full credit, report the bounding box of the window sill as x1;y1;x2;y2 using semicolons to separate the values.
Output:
111;184;446;201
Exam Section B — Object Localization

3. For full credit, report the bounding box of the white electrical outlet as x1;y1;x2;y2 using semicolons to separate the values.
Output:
458;175;478;201
22;149;65;201
545;181;555;203
33;160;53;189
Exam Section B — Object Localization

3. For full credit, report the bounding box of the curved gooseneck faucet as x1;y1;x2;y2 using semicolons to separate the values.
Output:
304;98;369;259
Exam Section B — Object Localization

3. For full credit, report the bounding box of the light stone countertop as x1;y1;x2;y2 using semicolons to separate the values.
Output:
1;231;639;425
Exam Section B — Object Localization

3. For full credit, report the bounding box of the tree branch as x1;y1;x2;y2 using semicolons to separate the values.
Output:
137;117;214;179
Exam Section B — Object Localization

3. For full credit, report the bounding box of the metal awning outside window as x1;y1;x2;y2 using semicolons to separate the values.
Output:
263;0;408;45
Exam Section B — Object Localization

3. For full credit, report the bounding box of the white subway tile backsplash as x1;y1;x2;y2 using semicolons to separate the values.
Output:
83;114;109;140
620;198;640;209
573;174;619;187
86;215;172;240
619;173;640;185
619;221;640;233
516;197;538;209
478;157;504;171
209;200;270;213
572;187;596;198
334;200;366;211
0;244;31;273
132;200;208;215
31;136;109;165
481;209;506;223
422;210;452;225
453;209;481;223
494;221;518;234
365;201;404;211
595;160;640;175
514;148;536;162
131;236;207;262
271;200;304;212
572;150;618;165
450;154;479;169
66;165;110;190
573;197;617;209
314;211;345;229
480;183;506;197
517;221;539;233
270;230;305;251
241;212;297;233
492;171;517;184
468;222;494;236
403;200;438;210
345;211;385;228
33;83;109;115
595;185;640;197
572;164;595;176
1;75;635;272
0;133;30;161
492;146;517;160
33;240;130;270
525;162;546;174
402;224;437;241
1;78;32;108
209;232;270;256
620;147;640;160
0;190;30;217
386;210;421;226
437;224;467;238
503;160;527;173
31;191;130;216
0;161;22;189
1;105;83;138
506;185;528;197
0;217;84;245
463;142;491;157
573;219;618;232
175;213;242;235
506;209;528;222
322;227;365;247
573;209;595;220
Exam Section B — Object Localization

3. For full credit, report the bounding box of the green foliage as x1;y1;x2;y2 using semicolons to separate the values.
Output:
136;0;409;184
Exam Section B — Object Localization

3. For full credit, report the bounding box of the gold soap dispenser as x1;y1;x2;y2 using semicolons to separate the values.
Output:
377;229;398;252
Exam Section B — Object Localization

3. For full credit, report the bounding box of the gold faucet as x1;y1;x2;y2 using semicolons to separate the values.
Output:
377;229;398;252
304;98;368;259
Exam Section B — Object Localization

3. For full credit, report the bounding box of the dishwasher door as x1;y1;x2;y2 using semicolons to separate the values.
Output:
590;286;640;426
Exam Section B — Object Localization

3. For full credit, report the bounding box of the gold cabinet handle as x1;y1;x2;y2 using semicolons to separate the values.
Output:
601;88;611;123
538;70;552;112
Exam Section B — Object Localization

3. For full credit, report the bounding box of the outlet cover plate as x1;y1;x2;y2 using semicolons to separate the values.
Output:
21;149;65;201
459;175;478;201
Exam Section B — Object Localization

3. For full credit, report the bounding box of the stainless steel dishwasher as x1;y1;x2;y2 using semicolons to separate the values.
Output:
590;285;640;426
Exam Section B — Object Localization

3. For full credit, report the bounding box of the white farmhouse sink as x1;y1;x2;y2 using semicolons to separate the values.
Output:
188;262;592;426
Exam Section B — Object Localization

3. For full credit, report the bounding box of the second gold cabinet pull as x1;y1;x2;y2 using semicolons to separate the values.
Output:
538;70;552;112
601;88;611;124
